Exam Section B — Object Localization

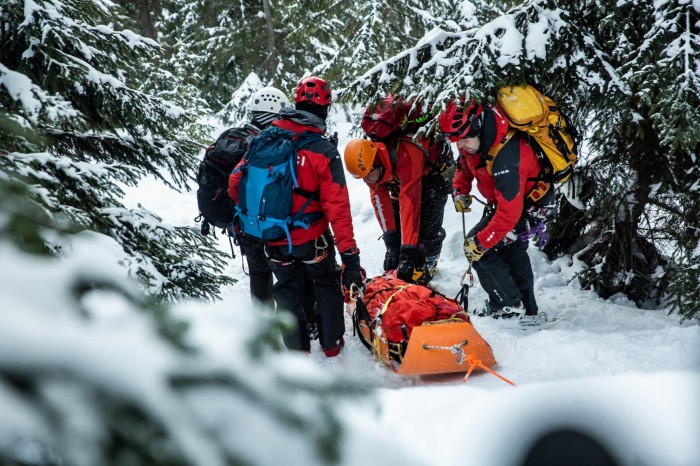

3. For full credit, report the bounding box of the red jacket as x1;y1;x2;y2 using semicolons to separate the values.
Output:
365;137;434;247
453;106;541;249
229;112;357;253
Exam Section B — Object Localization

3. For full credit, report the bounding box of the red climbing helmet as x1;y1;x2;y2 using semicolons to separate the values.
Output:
439;99;483;142
294;76;332;106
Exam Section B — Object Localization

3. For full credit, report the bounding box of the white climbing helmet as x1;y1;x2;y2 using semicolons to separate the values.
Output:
248;87;290;114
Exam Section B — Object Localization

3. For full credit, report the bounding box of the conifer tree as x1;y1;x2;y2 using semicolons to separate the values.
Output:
0;0;233;301
154;1;489;117
305;0;509;92
112;0;162;39
342;0;700;319
157;0;295;112
305;0;435;86
0;175;367;466
573;0;700;319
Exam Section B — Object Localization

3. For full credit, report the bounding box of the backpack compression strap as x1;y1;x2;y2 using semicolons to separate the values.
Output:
273;134;326;253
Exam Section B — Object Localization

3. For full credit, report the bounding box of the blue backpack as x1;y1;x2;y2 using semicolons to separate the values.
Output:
234;126;324;251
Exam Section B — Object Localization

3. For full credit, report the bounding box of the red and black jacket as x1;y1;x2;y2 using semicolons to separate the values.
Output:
229;109;358;253
452;106;541;249
365;136;438;247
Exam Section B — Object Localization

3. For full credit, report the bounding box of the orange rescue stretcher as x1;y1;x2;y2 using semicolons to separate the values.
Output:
357;317;496;376
350;275;500;379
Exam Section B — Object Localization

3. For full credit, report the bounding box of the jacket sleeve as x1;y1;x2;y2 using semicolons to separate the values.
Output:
306;143;358;253
227;158;245;203
367;182;397;233
394;140;426;247
452;150;473;195
475;138;525;249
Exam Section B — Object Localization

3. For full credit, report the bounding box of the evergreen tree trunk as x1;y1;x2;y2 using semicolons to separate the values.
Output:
262;0;278;76
113;0;161;38
578;109;669;307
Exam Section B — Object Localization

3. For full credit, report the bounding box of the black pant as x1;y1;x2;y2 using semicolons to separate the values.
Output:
468;215;538;315
239;235;316;322
392;171;450;261
265;231;343;351
419;171;450;257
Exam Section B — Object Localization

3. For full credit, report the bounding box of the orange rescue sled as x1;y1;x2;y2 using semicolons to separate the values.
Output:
352;275;496;376
357;318;496;375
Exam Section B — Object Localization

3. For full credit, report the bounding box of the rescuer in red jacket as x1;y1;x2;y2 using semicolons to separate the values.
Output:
229;77;363;356
440;98;552;325
343;136;451;285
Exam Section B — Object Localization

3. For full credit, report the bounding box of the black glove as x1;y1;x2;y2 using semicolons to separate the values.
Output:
382;230;401;271
396;245;423;283
340;249;365;300
329;131;339;148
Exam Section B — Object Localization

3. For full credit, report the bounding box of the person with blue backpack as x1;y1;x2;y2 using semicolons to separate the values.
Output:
229;76;364;357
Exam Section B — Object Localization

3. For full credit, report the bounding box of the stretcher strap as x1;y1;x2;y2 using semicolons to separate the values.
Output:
372;287;409;363
423;311;471;326
462;354;516;386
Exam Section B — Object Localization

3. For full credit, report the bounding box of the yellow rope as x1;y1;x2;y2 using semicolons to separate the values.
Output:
371;286;408;363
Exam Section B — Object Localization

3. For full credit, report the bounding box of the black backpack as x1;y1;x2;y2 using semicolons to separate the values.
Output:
196;126;256;235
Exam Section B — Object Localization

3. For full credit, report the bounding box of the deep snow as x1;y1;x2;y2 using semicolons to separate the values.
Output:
120;109;700;466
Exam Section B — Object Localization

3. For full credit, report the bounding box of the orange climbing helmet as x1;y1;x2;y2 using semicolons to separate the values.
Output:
343;139;378;179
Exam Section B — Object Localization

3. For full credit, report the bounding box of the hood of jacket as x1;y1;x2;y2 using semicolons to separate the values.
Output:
279;107;327;132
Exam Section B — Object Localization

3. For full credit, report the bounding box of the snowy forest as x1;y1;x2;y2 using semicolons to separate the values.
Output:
1;0;700;465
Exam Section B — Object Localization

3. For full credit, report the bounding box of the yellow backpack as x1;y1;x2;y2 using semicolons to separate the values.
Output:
488;85;579;204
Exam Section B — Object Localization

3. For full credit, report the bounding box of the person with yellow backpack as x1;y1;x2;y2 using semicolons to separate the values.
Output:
439;94;560;325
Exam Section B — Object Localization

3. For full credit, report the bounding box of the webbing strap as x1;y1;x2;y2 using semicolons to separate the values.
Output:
371;285;408;363
353;300;375;352
423;312;471;326
378;286;409;317
486;128;517;161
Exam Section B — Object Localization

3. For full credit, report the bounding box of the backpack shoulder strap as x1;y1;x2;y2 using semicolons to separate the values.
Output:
396;137;430;159
287;130;326;198
486;129;554;206
487;128;518;160
385;136;432;175
292;130;326;152
483;128;518;175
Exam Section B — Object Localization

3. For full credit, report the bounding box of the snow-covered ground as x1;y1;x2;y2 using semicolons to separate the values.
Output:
123;108;700;466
